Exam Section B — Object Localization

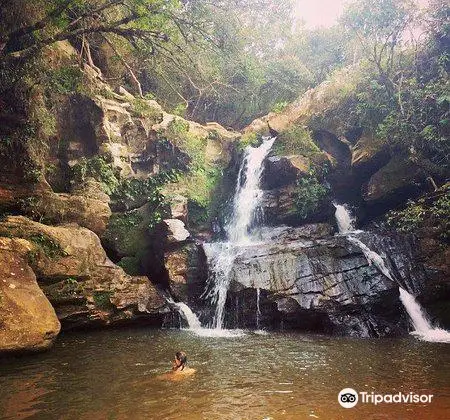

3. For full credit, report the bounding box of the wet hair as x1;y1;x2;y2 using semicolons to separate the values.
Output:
175;351;187;370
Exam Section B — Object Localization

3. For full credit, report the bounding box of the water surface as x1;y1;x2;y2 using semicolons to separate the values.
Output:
1;329;449;419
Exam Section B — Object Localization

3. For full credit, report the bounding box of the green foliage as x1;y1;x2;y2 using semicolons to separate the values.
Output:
71;156;119;195
102;210;147;256
386;186;450;240
167;118;190;136
237;132;260;151
271;101;289;113
71;157;176;229
130;98;162;121
294;174;330;219
93;291;113;310
117;256;141;275
172;103;187;117
45;66;83;94
165;118;208;169
274;126;320;156
109;211;144;231
28;232;67;260
112;171;178;223
386;200;426;233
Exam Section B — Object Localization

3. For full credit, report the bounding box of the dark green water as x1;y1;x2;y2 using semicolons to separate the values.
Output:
0;329;449;420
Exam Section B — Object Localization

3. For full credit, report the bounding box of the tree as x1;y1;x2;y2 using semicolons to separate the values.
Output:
342;0;449;176
0;0;196;58
341;0;417;94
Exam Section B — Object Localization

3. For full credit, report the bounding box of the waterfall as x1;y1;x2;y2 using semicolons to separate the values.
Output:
203;137;275;330
346;236;394;282
333;202;355;233
335;204;450;343
166;297;202;329
173;302;202;330
227;137;276;244
256;288;261;330
399;288;450;342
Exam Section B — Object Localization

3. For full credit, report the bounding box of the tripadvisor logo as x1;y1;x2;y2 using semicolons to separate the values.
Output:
338;388;434;408
338;388;358;408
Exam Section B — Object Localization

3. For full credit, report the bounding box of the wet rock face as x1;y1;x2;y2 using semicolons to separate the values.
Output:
216;226;427;337
164;243;207;309
0;237;61;354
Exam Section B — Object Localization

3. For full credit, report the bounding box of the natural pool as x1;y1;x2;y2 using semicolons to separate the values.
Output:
0;329;449;420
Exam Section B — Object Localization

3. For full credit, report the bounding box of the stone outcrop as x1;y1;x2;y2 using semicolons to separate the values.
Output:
212;226;428;337
262;155;310;189
262;186;335;226
351;134;390;177
241;64;440;223
0;216;166;330
363;158;426;205
164;219;190;244
164;243;207;308
0;237;60;353
29;190;111;236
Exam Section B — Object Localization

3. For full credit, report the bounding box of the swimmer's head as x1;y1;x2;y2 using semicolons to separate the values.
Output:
176;351;187;365
173;351;187;370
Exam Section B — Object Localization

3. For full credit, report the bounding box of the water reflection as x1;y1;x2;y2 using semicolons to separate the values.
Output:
0;330;449;420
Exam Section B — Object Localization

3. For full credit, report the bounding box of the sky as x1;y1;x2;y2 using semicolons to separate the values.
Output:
293;0;351;29
293;0;430;29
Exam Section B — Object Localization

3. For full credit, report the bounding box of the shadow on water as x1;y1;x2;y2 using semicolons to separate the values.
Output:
0;329;449;420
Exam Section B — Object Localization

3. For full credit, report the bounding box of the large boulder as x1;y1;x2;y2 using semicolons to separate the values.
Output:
363;158;427;205
262;155;310;189
28;190;111;236
351;134;390;177
0;237;60;353
164;243;207;307
0;216;166;329
262;186;334;226
244;65;364;138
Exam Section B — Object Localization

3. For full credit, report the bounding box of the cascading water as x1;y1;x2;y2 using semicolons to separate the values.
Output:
166;297;202;329
227;137;276;244
203;137;275;330
398;288;450;342
333;202;355;233
334;204;450;343
256;288;261;330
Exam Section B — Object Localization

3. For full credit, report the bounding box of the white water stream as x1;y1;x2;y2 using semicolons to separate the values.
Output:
334;203;450;343
167;137;275;336
203;137;275;331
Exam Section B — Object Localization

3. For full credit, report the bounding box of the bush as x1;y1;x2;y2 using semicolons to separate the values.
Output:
237;132;260;151
130;98;162;121
274;125;320;156
46;66;83;94
271;101;289;113
71;156;119;195
386;185;450;240
294;174;329;219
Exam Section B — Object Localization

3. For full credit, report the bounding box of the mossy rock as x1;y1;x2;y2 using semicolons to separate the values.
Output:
102;207;150;258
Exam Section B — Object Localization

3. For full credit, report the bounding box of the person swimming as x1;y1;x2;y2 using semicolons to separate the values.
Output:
157;351;196;381
172;351;188;371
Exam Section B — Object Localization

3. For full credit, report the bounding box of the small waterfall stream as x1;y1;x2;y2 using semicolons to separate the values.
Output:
166;297;202;329
333;202;355;233
203;137;275;331
256;288;261;330
334;203;450;343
